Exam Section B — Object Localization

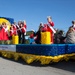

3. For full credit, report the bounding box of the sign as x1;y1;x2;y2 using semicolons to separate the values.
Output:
0;45;16;52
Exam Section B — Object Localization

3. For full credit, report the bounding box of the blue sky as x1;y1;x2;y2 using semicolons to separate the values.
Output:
0;0;75;32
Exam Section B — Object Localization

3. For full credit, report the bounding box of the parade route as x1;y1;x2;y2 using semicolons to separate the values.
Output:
0;57;75;75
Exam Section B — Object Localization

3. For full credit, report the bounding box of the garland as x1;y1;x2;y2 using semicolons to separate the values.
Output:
0;50;75;65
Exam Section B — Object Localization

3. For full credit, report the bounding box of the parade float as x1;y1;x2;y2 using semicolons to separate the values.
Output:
0;17;75;65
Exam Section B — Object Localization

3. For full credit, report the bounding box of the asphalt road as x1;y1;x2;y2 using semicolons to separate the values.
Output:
0;57;75;75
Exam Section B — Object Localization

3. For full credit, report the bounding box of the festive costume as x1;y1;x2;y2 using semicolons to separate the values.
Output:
12;24;17;35
43;16;56;44
3;26;9;40
47;21;55;43
21;23;27;44
17;25;22;44
0;27;4;40
9;27;14;40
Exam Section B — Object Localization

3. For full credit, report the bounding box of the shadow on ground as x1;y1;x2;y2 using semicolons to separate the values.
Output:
0;56;75;73
50;60;75;72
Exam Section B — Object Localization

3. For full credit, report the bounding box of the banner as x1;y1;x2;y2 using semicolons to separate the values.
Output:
0;45;16;52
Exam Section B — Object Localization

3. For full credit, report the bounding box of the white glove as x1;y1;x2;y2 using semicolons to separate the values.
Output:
24;32;26;35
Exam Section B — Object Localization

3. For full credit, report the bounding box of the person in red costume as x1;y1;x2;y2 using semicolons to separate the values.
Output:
21;20;27;44
22;20;27;35
17;21;22;44
0;23;4;40
46;16;55;43
2;22;9;41
12;22;17;35
9;25;14;40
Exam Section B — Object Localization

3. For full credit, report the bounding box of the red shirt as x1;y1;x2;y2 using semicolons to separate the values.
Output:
3;27;9;40
21;24;27;33
12;25;17;34
48;22;54;27
21;27;26;33
0;28;4;40
10;30;14;36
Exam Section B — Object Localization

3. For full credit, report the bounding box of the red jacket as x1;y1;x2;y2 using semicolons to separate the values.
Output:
3;27;9;40
0;28;4;40
21;24;27;33
10;30;14;36
13;25;17;35
21;27;26;33
47;22;54;32
48;22;54;27
24;24;27;29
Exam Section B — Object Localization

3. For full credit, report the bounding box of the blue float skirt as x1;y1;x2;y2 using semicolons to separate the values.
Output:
0;44;75;65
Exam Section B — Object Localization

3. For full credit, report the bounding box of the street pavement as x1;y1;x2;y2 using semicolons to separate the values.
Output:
0;57;75;75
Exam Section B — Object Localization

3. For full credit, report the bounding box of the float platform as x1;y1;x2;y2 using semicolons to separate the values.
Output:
0;44;75;65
